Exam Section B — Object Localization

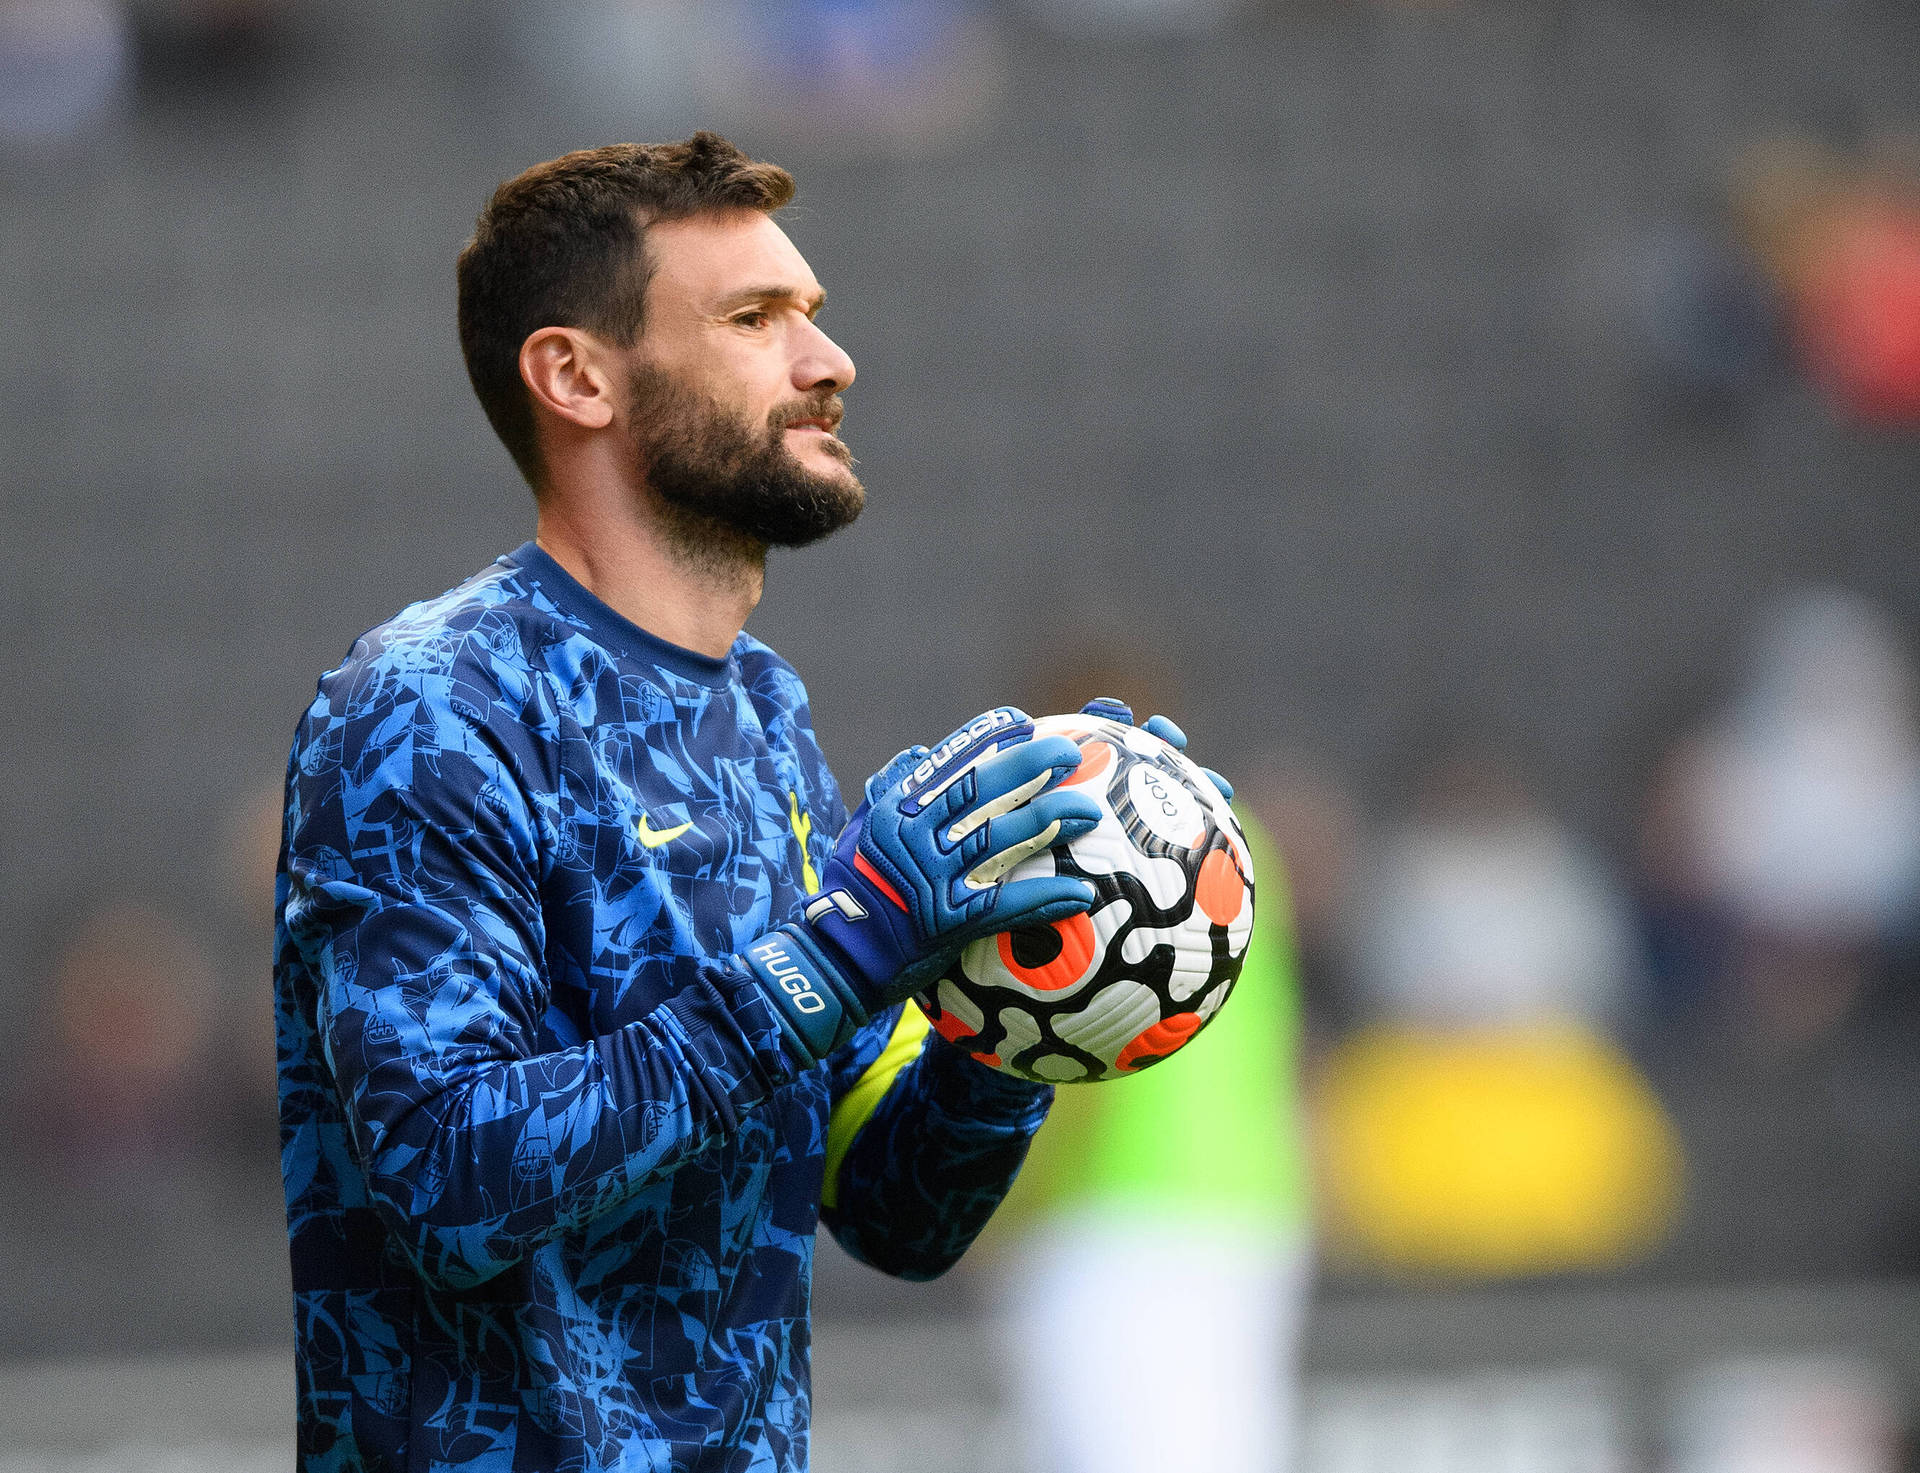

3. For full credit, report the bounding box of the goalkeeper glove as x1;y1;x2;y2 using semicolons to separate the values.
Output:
741;707;1102;1064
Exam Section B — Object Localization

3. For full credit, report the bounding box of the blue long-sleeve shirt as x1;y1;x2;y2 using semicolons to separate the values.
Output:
273;543;1051;1472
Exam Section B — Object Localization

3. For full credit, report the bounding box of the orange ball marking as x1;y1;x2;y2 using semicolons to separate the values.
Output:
1057;739;1114;788
997;911;1097;991
928;1009;978;1046
1115;1012;1204;1073
1195;847;1246;925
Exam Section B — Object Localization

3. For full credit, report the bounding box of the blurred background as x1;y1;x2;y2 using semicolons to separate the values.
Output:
3;0;1919;1467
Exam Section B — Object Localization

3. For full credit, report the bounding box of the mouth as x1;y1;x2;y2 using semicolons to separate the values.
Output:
783;417;839;436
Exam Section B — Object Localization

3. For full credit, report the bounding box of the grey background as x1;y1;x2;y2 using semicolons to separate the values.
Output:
0;0;1917;1372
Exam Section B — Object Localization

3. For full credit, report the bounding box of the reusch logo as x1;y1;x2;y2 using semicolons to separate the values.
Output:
749;937;828;1015
904;709;1017;793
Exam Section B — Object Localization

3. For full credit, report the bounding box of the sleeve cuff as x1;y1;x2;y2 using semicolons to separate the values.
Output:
664;962;815;1099
920;1030;1056;1119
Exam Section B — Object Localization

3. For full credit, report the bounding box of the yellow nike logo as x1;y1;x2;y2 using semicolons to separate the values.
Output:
635;813;694;849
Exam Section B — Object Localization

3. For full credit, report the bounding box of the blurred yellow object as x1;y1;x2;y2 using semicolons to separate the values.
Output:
1318;1024;1682;1277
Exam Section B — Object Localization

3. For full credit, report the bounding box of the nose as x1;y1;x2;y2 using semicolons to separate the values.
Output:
793;317;855;394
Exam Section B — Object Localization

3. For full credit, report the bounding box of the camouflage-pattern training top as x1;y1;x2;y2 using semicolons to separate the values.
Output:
274;542;1051;1472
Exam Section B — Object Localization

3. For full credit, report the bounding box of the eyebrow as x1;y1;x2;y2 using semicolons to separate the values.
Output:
716;284;827;316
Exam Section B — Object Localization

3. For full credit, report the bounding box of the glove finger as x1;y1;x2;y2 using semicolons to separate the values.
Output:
1142;713;1188;750
1079;696;1134;724
1018;890;1101;926
987;875;1097;930
999;788;1102;845
898;709;1036;816
969;734;1084;806
863;744;930;806
928;705;1031;757
962;792;1100;884
940;734;1086;847
1201;766;1235;801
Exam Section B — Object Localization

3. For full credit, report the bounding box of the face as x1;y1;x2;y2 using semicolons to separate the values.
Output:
622;210;862;551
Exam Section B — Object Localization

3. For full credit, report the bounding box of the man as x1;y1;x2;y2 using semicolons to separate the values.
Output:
273;133;1115;1471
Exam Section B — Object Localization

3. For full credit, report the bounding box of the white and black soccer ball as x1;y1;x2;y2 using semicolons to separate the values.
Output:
918;713;1255;1083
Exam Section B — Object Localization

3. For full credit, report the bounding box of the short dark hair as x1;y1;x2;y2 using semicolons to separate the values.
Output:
456;132;796;487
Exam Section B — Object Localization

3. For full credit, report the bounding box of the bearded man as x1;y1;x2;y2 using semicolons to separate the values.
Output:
272;134;1112;1472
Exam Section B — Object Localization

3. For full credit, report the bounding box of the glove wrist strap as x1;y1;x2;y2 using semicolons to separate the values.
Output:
741;925;867;1066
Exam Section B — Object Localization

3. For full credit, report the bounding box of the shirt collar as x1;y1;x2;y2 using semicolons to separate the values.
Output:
503;541;738;689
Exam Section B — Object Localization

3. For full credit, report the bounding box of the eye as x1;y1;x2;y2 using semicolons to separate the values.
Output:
733;310;770;330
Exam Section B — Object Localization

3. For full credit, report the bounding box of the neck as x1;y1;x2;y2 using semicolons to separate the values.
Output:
534;491;765;661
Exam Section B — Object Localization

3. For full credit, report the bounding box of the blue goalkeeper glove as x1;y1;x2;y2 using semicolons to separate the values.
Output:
741;707;1102;1064
1077;696;1235;800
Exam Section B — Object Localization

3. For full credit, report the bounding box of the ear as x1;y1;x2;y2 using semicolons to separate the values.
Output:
519;327;616;431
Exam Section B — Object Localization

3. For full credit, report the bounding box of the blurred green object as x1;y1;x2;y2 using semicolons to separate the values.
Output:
990;810;1311;1233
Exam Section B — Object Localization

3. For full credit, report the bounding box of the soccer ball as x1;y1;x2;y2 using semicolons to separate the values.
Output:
918;713;1255;1083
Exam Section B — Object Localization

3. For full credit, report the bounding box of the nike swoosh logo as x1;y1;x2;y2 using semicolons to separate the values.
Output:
635;814;695;849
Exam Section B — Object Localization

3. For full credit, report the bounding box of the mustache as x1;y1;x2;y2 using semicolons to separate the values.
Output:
767;392;845;435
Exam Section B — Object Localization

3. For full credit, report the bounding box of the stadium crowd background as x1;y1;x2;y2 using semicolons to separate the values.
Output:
2;0;1919;1467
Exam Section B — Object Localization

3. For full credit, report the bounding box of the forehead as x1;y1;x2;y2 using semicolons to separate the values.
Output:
642;210;819;312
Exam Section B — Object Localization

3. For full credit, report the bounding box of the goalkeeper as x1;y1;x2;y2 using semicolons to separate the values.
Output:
273;134;1110;1472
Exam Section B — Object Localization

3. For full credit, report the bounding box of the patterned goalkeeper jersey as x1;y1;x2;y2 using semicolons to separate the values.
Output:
274;542;1051;1473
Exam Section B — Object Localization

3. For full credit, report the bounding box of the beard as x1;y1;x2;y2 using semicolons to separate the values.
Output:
627;363;865;568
